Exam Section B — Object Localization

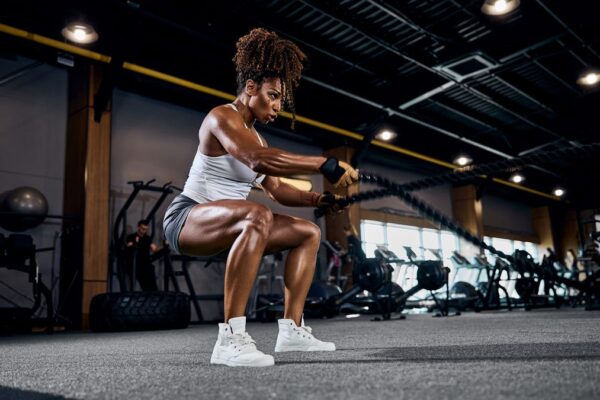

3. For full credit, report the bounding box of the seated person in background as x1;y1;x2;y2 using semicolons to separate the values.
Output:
125;219;161;292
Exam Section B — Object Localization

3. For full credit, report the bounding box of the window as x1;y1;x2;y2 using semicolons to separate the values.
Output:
359;219;541;300
420;229;439;260
386;224;420;259
484;236;540;262
361;219;540;265
361;221;447;260
492;237;514;256
361;220;385;260
440;231;459;262
360;220;461;295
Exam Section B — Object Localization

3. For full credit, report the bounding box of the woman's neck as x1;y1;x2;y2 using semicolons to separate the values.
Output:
233;96;256;128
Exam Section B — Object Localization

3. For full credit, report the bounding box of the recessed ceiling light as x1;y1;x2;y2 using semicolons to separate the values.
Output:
375;129;397;142
509;172;525;184
577;71;600;86
453;154;473;167
61;22;98;44
552;187;566;197
481;0;520;16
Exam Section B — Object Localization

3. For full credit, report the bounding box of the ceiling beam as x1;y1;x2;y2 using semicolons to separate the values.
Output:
303;74;560;178
296;0;570;143
535;0;600;62
397;35;564;110
304;76;503;156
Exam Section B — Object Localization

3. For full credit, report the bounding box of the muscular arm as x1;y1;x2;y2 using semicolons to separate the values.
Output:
209;107;326;176
261;176;320;207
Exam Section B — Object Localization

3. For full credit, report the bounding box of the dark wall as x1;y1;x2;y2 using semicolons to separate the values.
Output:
483;195;534;235
0;57;67;314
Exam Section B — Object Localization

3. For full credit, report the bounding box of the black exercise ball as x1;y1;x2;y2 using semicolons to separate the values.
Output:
0;187;48;232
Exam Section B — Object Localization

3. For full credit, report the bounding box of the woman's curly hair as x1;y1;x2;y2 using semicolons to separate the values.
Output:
233;28;306;128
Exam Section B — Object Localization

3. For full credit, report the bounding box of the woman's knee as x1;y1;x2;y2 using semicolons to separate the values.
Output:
244;204;274;236
298;220;321;245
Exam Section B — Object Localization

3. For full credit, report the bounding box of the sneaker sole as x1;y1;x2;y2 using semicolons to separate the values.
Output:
210;356;275;367
274;345;336;352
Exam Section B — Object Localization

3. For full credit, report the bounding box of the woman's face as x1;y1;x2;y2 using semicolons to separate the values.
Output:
247;77;283;125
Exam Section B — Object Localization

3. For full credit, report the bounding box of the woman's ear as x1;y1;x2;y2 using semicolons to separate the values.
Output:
245;79;259;96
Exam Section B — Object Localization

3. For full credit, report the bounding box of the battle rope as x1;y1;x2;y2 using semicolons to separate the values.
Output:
317;173;536;273
317;143;600;272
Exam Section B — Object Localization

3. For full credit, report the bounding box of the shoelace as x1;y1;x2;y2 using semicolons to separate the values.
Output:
292;325;314;339
228;332;257;350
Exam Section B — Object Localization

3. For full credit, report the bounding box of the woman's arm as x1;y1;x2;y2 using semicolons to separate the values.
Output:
209;107;357;186
260;176;320;207
210;107;325;175
260;176;348;214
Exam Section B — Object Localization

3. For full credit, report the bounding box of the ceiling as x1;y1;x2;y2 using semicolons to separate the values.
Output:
1;0;600;208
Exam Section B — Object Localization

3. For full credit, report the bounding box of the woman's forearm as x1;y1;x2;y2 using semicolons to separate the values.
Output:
272;183;320;207
244;147;326;176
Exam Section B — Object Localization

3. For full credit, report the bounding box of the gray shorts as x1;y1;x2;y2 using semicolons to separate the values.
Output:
163;194;198;254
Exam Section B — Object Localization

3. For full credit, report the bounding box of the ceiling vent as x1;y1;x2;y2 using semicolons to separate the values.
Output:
435;53;498;81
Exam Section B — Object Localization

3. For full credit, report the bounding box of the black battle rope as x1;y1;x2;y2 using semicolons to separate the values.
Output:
373;142;600;194
359;173;517;262
319;173;536;272
317;143;600;271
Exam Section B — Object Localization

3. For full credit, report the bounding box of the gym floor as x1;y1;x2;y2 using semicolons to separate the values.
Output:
1;308;599;400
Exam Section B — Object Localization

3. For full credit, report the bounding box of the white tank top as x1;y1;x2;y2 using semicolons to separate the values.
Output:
182;104;266;203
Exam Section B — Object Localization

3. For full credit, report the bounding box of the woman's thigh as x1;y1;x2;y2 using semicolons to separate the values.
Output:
178;199;272;256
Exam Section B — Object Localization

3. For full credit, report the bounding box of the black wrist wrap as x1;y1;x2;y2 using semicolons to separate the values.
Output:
319;157;345;183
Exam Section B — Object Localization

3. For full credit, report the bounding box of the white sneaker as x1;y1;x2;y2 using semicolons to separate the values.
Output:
274;318;336;352
210;317;274;367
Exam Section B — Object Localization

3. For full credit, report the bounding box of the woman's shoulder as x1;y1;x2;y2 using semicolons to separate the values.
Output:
206;104;242;127
209;104;237;118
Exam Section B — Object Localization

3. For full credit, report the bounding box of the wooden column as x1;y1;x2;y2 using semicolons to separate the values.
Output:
532;206;580;260
60;62;111;330
561;210;580;257
451;185;483;236
552;208;580;260
451;185;483;256
323;146;360;247
531;206;554;251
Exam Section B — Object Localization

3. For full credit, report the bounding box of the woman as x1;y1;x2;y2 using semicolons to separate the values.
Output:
163;28;358;367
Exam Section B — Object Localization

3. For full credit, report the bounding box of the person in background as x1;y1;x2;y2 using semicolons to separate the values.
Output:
125;219;160;292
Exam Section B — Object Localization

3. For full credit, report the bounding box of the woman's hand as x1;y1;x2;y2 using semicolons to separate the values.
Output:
315;192;349;214
319;158;359;188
